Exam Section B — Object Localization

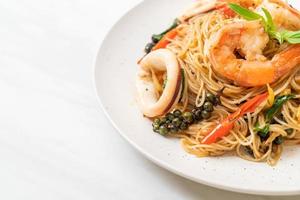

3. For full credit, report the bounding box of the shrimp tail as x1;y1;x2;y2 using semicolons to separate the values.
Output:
272;44;300;79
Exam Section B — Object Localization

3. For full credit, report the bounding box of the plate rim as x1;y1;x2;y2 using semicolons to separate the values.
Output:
93;0;300;196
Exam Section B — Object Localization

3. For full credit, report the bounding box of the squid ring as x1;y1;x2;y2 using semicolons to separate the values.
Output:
136;49;182;117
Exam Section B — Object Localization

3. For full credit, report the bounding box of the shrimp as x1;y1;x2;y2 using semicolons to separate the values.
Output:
208;20;300;87
258;0;300;30
136;49;182;117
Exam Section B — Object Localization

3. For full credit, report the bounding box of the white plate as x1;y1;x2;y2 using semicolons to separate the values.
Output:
94;0;300;195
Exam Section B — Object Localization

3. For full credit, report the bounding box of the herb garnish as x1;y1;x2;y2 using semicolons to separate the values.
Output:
229;3;300;44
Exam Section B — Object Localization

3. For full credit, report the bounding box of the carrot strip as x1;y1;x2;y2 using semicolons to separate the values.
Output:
201;93;268;144
240;93;268;114
152;29;178;51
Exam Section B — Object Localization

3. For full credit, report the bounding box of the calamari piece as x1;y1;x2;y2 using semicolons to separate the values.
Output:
136;49;182;117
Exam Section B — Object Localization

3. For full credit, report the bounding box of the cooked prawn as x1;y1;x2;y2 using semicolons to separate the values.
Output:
208;20;300;87
136;49;182;117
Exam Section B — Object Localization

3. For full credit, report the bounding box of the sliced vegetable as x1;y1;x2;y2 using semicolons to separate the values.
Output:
201;121;234;145
201;93;268;144
254;123;270;140
152;28;178;51
240;93;269;114
282;30;300;44
253;95;294;140
261;8;275;32
266;84;275;108
228;3;263;21
265;95;295;122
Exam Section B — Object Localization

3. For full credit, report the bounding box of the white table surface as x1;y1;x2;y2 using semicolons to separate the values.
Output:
1;0;299;199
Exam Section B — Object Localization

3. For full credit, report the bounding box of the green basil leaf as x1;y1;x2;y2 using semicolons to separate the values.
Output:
261;8;275;32
254;123;270;139
228;3;264;21
270;31;284;44
254;122;260;131
285;37;300;44
228;3;270;37
282;30;300;38
265;95;295;122
282;30;300;44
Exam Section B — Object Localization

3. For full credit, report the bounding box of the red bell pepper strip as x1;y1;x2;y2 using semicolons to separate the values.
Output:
152;28;178;51
240;93;269;113
138;28;178;64
201;93;268;144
